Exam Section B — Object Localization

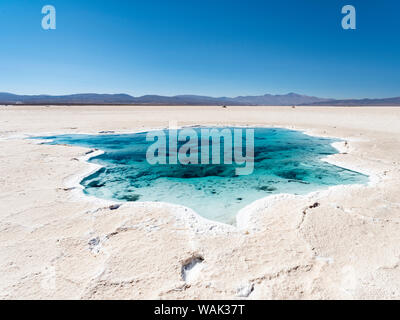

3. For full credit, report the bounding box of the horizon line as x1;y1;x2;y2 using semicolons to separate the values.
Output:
1;91;399;100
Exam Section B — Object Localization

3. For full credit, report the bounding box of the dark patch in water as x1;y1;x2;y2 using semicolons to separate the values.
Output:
87;180;105;188
121;194;141;201
275;169;308;180
257;185;277;192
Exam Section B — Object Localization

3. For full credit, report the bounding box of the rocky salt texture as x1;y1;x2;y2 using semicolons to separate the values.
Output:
0;105;400;299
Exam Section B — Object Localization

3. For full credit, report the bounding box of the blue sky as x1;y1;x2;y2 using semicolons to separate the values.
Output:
0;0;399;98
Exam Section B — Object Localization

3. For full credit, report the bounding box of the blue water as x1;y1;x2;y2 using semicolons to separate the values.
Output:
35;128;368;224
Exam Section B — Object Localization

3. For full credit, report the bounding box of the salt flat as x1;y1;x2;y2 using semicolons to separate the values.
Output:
1;105;400;299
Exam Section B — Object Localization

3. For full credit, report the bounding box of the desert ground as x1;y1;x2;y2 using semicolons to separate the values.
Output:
1;105;400;299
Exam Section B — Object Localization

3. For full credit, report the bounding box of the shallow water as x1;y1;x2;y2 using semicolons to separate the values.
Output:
35;127;368;224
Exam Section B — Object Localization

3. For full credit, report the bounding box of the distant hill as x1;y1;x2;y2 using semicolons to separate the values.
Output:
230;93;332;105
0;92;399;106
306;97;400;106
0;93;136;105
0;92;330;106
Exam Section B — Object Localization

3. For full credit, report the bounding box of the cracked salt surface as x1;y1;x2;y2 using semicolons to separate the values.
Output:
236;283;254;297
181;256;204;284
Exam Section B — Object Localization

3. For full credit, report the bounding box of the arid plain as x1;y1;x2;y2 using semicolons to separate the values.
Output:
1;105;400;299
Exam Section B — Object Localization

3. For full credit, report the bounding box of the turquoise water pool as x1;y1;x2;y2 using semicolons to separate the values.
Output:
36;127;368;224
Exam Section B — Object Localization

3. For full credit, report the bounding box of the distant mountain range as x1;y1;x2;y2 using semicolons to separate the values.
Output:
307;97;400;106
0;92;399;106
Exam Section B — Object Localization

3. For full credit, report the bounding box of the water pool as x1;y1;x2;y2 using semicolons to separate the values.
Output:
36;127;368;224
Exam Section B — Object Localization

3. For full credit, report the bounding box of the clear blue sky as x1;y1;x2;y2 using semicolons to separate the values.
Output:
0;0;399;98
